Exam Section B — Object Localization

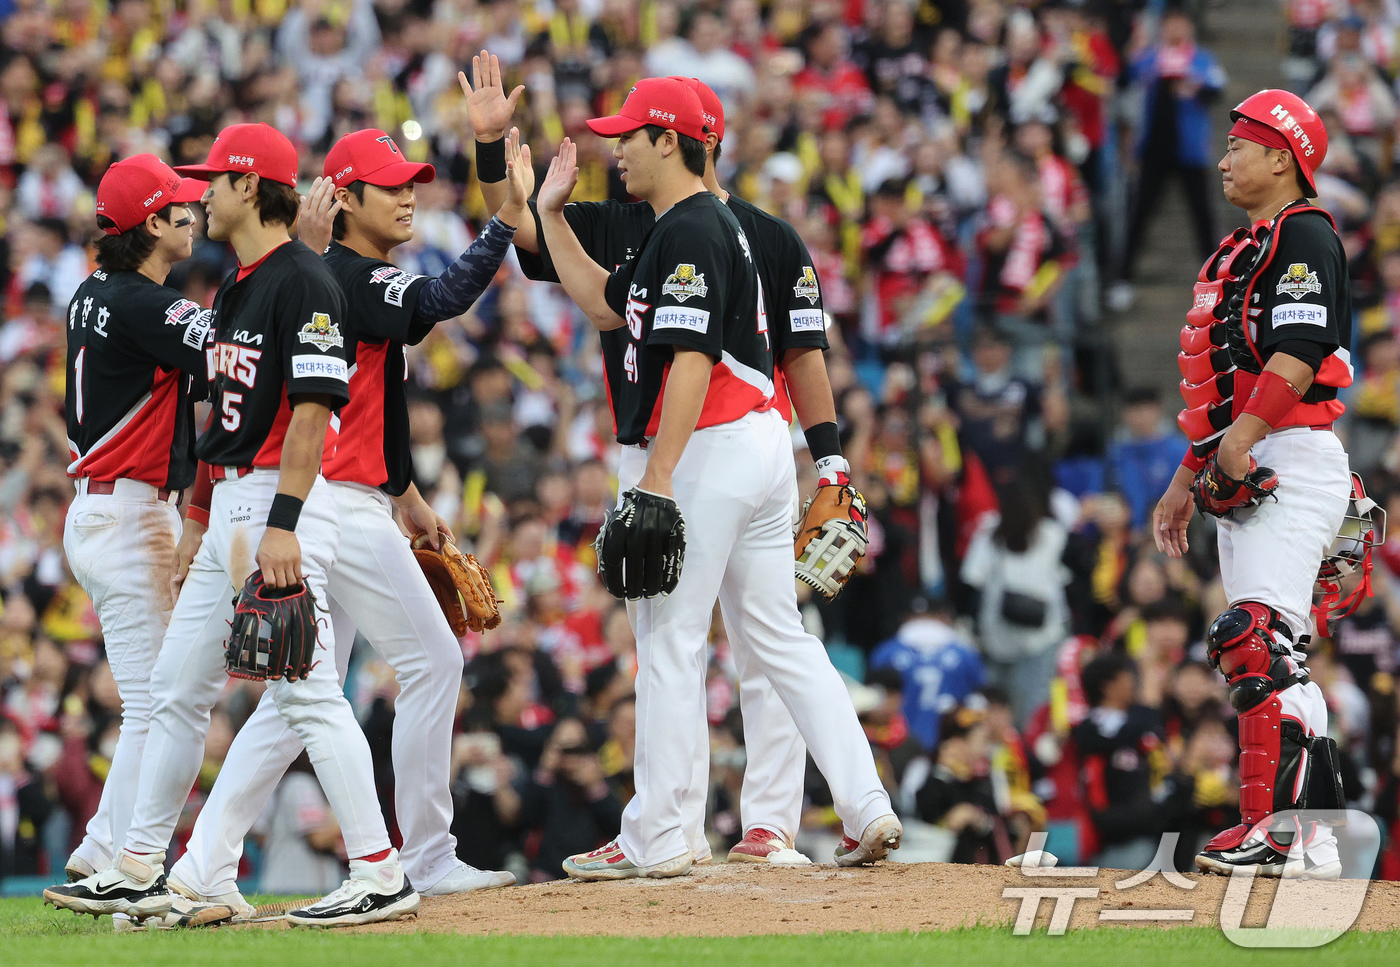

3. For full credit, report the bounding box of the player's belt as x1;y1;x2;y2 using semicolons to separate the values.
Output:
78;478;181;504
209;465;255;481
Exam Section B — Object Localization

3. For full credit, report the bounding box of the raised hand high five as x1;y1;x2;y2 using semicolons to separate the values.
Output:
458;49;525;143
537;138;579;214
501;128;534;226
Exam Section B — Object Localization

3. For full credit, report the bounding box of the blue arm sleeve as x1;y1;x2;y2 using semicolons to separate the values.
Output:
410;216;517;330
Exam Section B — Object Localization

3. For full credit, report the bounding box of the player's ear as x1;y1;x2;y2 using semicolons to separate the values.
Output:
334;185;352;209
144;211;163;239
243;171;260;202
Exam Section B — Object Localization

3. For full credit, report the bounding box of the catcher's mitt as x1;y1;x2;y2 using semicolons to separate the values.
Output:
411;534;502;635
225;572;319;682
794;484;869;599
594;488;686;600
1191;453;1280;519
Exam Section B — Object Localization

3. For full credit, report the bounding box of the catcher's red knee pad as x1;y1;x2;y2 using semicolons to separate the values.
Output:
1207;602;1290;711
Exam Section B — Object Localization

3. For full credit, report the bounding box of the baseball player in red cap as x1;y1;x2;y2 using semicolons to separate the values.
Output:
514;77;896;880
468;56;874;867
50;155;208;893
49;123;416;928
1154;91;1352;878
165;127;532;906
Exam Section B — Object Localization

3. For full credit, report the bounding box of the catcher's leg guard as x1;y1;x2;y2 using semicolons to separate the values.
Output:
1206;603;1296;712
1202;603;1302;852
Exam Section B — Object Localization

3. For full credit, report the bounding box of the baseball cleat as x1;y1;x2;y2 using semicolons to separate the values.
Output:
562;840;694;881
418;862;516;896
727;828;812;865
109;893;240;931
285;850;420;928
834;815;903;866
1283;857;1343;881
64;854;101;883
168;876;257;922
44;850;172;920
1195;838;1289;877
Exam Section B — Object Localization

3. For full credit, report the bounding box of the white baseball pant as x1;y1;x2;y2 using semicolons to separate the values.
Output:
122;471;390;861
170;480;464;894
616;409;891;867
63;479;182;870
1218;425;1350;863
617;455;808;852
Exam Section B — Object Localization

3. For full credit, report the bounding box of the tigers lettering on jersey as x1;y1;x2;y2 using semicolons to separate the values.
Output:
196;241;350;469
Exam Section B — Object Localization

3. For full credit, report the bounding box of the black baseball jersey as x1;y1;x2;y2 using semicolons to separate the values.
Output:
197;241;350;468
723;195;829;355
1244;207;1350;377
519;194;826;428
319;242;432;496
65;270;213;489
600;191;772;445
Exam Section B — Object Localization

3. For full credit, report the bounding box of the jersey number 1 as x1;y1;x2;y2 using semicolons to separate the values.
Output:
73;347;85;424
757;278;770;351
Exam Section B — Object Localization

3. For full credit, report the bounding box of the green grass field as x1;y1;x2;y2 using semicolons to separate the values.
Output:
3;898;1398;966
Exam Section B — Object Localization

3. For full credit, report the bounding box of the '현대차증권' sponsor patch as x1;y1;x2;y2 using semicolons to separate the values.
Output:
653;306;710;333
789;308;824;331
1271;304;1327;327
291;354;348;381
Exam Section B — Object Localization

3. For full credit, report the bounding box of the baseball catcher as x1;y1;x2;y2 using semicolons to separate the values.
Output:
1153;90;1356;879
411;534;502;634
225;572;320;682
594;488;687;600
794;464;869;599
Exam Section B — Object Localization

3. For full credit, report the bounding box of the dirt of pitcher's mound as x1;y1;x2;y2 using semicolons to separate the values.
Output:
242;863;1400;936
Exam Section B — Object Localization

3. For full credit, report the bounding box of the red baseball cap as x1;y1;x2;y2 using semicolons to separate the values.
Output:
586;77;710;142
324;129;435;189
95;154;208;236
672;77;724;142
174;122;299;186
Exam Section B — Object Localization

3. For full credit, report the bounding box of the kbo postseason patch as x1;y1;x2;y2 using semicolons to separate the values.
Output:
793;266;820;305
662;263;708;302
298;312;343;351
1276;263;1322;300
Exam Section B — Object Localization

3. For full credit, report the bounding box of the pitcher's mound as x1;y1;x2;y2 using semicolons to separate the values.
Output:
359;863;1400;936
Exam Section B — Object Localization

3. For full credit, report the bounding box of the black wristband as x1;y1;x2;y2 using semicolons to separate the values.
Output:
266;493;303;532
476;138;507;183
804;421;842;462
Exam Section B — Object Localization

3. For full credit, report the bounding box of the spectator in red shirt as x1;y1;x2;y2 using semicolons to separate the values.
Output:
794;20;874;127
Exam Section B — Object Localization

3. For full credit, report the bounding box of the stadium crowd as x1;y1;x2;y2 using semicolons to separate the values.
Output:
5;0;1400;889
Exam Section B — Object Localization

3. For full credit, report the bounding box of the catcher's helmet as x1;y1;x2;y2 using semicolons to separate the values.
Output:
1313;472;1386;637
1231;89;1328;195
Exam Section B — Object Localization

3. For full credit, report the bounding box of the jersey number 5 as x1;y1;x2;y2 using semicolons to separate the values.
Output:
221;392;243;431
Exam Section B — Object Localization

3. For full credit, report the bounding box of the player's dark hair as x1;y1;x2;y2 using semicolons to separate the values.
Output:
642;124;708;176
94;205;175;272
332;180;369;240
227;171;301;227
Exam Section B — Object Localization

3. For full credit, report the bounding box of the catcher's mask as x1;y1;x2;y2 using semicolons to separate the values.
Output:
1313;472;1386;637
